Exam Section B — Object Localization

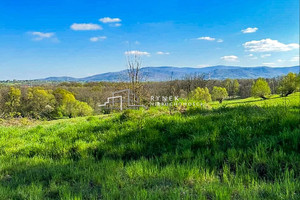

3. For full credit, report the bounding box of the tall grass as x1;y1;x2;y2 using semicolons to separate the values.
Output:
0;94;299;199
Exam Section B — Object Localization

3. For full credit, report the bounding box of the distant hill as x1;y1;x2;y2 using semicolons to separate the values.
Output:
38;65;299;82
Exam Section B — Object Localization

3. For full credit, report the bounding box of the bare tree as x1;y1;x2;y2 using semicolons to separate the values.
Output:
126;54;143;104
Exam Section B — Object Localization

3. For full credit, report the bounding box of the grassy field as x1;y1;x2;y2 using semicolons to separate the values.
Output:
209;93;300;108
0;93;299;199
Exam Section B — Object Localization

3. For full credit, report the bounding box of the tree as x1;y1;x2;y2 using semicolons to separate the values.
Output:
211;86;228;103
4;87;21;117
277;73;299;97
126;54;143;103
53;88;93;118
251;78;271;99
74;101;93;116
224;79;239;98
191;87;211;102
25;87;56;119
233;79;240;97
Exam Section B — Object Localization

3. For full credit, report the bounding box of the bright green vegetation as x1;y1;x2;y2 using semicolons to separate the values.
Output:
209;92;300;108
0;94;299;199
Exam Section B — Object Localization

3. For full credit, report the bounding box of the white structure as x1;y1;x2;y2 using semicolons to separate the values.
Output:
99;89;147;111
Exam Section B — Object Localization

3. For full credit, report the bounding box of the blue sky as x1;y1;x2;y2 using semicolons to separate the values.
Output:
0;0;299;80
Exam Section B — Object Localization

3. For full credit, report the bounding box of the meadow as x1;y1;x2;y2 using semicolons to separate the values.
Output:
0;93;299;199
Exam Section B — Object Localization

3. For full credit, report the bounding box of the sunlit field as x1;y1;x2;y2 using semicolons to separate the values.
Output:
0;93;299;199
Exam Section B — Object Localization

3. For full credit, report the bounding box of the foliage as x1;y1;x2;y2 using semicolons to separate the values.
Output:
4;87;21;117
0;94;299;199
54;88;93;118
190;87;211;102
0;87;93;119
211;86;228;103
277;72;299;96
25;87;56;119
224;78;239;98
251;78;271;99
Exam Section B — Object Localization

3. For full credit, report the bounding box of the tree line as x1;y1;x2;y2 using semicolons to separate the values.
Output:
0;72;299;119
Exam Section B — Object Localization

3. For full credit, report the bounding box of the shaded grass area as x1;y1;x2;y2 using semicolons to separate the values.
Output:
0;95;299;199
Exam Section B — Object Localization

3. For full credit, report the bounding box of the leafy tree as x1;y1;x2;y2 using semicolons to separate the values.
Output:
25;87;56;119
277;73;299;96
4;87;21;117
251;78;271;99
224;79;239;98
233;79;240;97
54;88;93;118
74;101;93;116
211;86;228;103
191;87;211;102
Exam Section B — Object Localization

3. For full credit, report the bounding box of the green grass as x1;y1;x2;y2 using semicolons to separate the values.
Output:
0;94;299;199
209;92;300;108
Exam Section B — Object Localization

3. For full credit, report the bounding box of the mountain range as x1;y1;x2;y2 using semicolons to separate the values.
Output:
38;65;299;82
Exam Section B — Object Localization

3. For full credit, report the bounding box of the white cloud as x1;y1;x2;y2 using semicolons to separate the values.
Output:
197;36;215;41
109;23;122;27
70;23;102;31
196;37;223;42
125;50;150;56
30;32;54;40
156;51;170;55
290;56;299;62
247;54;258;59
99;17;121;23
261;54;271;58
221;55;239;62
241;27;258;33
243;38;299;52
90;36;107;42
262;62;275;66
277;59;285;62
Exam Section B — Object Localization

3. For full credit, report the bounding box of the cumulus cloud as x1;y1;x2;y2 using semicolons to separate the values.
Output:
197;36;215;41
156;51;170;55
221;55;239;62
30;32;54;40
241;27;258;33
90;36;107;42
290;56;299;62
217;39;223;43
261;54;271;58
243;38;299;52
125;50;150;56
99;17;121;23
70;23;102;31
